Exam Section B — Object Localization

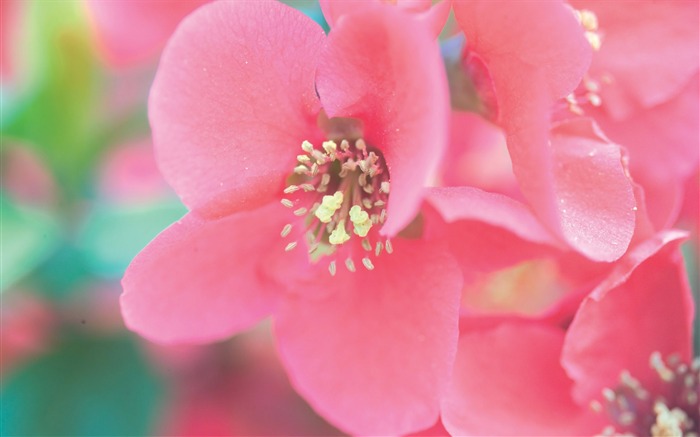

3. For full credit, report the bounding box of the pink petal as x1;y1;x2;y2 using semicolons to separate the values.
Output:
274;239;462;435
454;2;622;259
149;1;325;219
453;0;592;103
562;231;694;403
426;186;559;247
440;111;519;198
320;0;448;38
86;0;208;68
442;323;599;436
572;0;700;119
317;5;449;236
121;202;290;344
548;118;636;261
590;76;699;230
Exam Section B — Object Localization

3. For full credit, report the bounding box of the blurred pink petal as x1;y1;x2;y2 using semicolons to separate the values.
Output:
86;0;209;68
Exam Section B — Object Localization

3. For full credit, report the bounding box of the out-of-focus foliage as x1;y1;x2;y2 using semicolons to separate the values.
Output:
0;195;60;292
0;333;163;437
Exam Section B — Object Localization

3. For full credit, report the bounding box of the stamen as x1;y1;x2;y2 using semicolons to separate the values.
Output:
361;239;372;252
385;239;393;254
362;257;374;271
285;242;298;251
293;207;308;216
284;185;300;194
281;199;294;208
329;260;337;276
375;241;383;256
301;140;314;153
345;258;356;272
281;224;292;237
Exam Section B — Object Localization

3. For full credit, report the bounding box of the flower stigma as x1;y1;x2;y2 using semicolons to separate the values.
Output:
279;138;393;275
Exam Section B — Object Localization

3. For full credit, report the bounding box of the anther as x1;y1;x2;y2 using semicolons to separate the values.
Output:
293;207;308;216
297;155;311;163
281;199;294;208
385;239;393;254
362;257;374;271
345;258;356;272
281;224;293;237
294;165;309;174
361;239;372;251
602;388;616;402
651;352;675;382
340;140;350;151
329;261;337;276
375;241;383;256
355;139;366;151
301;183;316;192
380;181;390;194
285;242;298;251
301;140;314;153
284;185;300;194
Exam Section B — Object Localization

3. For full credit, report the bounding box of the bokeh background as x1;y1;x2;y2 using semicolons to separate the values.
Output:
1;1;345;435
0;1;697;436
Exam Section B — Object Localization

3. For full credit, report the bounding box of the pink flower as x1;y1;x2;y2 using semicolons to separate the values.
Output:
85;0;208;68
320;0;451;38
566;1;699;231
440;230;696;436
122;2;461;434
450;0;637;262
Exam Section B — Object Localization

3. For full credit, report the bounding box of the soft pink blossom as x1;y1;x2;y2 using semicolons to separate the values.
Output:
122;2;461;434
440;230;695;436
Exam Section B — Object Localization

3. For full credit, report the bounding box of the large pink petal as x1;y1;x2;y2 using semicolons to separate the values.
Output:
317;5;449;236
274;239;462;435
149;1;325;219
548;118;636;261
442;323;600;436
454;2;617;258
572;0;699;119
86;0;208;68
562;231;694;403
591;76;699;230
121;202;290;344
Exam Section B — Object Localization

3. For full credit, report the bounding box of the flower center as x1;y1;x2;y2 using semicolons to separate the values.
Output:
591;353;699;436
279;138;393;275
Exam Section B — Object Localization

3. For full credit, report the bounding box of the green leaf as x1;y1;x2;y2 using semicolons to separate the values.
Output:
77;200;187;278
0;195;61;291
0;333;163;437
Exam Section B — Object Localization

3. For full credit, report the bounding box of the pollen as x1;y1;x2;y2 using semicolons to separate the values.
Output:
329;220;351;245
349;205;373;237
315;191;344;223
279;137;393;274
